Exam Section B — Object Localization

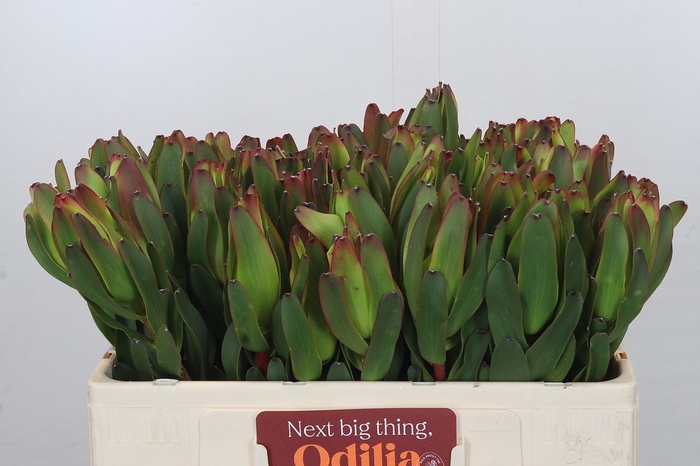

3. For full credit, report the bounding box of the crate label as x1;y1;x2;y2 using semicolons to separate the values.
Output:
256;408;456;466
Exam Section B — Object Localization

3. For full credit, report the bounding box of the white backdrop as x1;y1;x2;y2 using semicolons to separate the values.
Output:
1;1;698;465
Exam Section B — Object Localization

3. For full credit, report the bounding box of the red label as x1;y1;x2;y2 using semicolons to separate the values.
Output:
256;408;456;466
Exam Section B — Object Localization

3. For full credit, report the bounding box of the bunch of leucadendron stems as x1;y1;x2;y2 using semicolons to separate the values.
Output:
25;84;687;383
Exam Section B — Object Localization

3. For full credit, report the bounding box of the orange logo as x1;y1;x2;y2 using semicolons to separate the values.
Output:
293;442;421;466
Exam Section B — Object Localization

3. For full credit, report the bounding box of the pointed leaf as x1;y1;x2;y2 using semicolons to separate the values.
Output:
593;213;629;321
119;239;167;332
448;329;489;381
133;191;174;271
447;234;492;336
156;325;182;378
280;293;322;381
543;335;576;382
319;273;368;355
329;236;371;338
526;291;583;380
585;333;611;382
229;205;280;328
416;270;448;365
294;205;344;249
608;248;649;342
174;288;213;378
362;291;403;381
519;213;559;335
64;245;141;320
226;280;269;352
402;203;435;318
327;362;352;381
429;196;472;306
222;324;245;381
130;338;154;381
486;259;528;350
490;338;530;381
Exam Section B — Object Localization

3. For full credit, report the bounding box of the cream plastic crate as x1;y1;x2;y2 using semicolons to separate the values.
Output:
87;348;638;466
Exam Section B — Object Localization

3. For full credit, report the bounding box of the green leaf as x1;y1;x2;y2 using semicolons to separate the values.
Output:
64;245;141;320
519;213;559;335
188;209;213;273
488;219;508;272
416;270;448;365
304;239;336;362
526;291;583;380
387;143;409;192
608;248;649;342
119;239;168;333
88;138;108;171
294;205;344;250
85;301;149;347
54;159;71;192
251;153;279;222
429;196;472;306
113;157;153;232
593;213;629;321
73;213;138;304
226;280;269;352
156;325;182;378
160;182;188;239
229;205;281;329
560;120;576;154
543;335;576;382
362;291;404;381
280;294;322;381
418;98;444;135
365;155;392;214
486;259;528;350
130;338;154;381
490;338;530;381
585;333;611;382
190;170;225;282
448;329;489;381
246;367;266;381
548;146;574;189
190;264;226;341
174;289;213;379
668;200;688;228
221;324;245;381
290;254;309;302
328;236;371;338
401;314;433;382
156;141;185;195
447;234;492;336
319;273;368;355
327;362;352;381
648;205;675;295
339;165;370;192
564;234;588;296
111;361;140;381
359;234;399;315
115;331;135;369
402;203;435;318
441;84;460;151
24;211;72;286
266;358;286;381
391;150;434;228
348;186;397;270
132;192;174;271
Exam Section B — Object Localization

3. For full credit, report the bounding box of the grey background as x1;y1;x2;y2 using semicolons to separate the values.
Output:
1;1;698;464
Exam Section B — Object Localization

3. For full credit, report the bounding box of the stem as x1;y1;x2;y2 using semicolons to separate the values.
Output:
433;363;446;382
256;351;270;377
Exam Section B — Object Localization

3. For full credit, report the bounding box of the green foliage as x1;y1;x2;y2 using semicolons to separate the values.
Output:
24;84;687;382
